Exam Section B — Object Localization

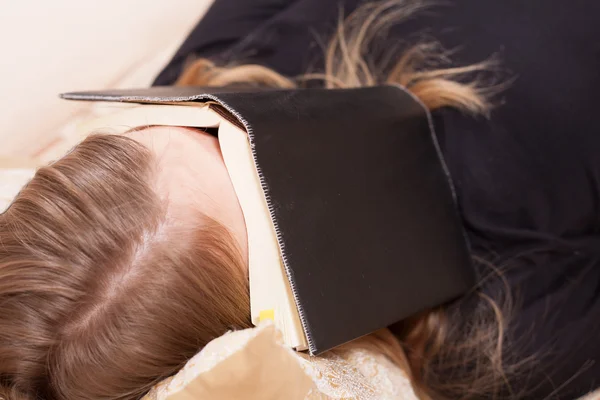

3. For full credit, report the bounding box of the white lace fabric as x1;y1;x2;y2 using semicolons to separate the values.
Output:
143;323;418;400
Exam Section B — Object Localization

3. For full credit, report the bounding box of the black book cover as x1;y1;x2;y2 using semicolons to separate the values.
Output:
62;86;475;355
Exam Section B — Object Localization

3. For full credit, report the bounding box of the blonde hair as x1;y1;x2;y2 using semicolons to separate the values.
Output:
176;1;497;116
0;135;251;399
0;1;520;399
178;1;517;399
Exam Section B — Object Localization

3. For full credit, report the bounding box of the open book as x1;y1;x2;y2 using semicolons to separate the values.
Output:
63;86;475;355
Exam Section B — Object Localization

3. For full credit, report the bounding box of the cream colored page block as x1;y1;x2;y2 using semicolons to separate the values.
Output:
218;119;307;350
75;103;222;136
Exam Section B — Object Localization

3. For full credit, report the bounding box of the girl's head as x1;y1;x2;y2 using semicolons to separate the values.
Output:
0;129;252;399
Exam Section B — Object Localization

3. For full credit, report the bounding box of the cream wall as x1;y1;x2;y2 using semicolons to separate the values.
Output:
0;0;213;158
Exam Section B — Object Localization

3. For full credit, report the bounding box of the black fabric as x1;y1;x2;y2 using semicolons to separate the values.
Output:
153;0;363;85
154;1;600;398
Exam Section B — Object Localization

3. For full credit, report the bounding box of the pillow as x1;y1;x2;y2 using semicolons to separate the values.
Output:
0;165;36;212
0;0;213;159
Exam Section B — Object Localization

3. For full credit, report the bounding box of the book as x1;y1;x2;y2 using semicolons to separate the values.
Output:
62;86;475;355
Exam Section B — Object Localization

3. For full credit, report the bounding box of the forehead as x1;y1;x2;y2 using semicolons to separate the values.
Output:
123;125;228;214
124;126;209;154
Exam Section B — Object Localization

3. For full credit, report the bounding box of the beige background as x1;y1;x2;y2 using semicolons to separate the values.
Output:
0;0;213;158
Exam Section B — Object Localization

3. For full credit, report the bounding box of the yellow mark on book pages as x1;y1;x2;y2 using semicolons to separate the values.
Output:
259;309;275;322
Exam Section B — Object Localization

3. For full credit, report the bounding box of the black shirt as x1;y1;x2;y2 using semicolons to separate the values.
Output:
154;1;600;398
